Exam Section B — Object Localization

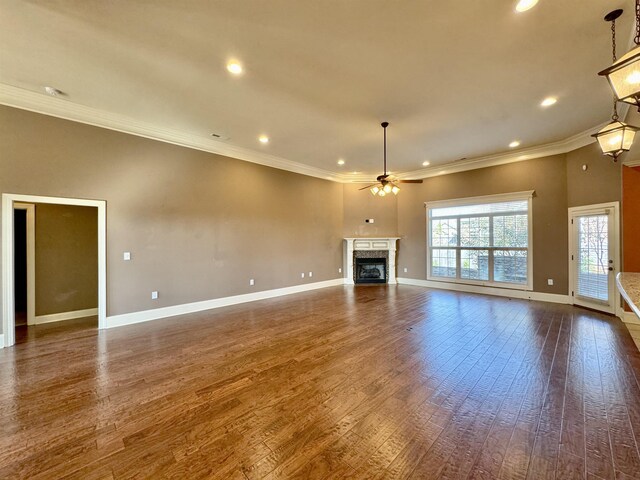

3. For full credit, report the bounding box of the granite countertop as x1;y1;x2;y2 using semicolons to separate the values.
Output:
616;272;640;319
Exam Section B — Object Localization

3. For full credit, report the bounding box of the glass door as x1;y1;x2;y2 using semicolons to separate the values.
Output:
569;204;619;314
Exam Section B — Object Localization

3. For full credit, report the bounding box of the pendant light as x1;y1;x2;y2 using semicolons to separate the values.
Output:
599;1;640;110
593;9;639;161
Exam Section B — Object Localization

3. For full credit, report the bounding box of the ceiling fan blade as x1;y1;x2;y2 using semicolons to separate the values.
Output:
398;179;423;183
358;183;379;191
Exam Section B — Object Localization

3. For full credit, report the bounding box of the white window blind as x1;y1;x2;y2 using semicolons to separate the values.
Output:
426;192;533;290
576;215;609;302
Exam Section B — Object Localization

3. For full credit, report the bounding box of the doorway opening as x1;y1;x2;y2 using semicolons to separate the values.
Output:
13;203;35;328
2;194;107;347
568;202;620;315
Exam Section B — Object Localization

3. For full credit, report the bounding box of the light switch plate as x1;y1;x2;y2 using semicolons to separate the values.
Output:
547;279;554;286
249;279;255;286
151;291;158;300
309;272;313;277
123;252;131;261
301;273;305;278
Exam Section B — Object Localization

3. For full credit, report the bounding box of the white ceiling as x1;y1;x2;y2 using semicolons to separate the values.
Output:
0;0;633;181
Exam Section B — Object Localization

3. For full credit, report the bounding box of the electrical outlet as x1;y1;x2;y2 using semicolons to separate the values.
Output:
308;272;313;277
365;218;375;223
338;267;342;273
301;272;305;278
547;279;554;286
249;279;255;286
151;291;158;300
404;267;408;273
123;252;131;261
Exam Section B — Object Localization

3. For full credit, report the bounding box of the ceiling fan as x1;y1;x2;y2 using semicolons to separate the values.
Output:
360;122;423;196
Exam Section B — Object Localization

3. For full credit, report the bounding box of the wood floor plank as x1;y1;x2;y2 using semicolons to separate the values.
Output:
0;286;639;479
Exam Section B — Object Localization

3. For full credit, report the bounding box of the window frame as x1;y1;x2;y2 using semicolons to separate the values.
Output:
426;190;534;291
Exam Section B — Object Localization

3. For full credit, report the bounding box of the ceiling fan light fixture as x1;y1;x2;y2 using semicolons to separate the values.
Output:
359;122;424;196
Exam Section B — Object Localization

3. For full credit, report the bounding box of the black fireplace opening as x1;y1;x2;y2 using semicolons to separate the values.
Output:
355;257;387;284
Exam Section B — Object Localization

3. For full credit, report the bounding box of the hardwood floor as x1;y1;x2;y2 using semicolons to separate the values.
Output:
1;285;639;479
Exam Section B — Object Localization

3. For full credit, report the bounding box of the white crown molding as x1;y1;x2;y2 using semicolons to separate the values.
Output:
0;82;615;184
623;157;640;167
0;83;343;183
339;124;605;183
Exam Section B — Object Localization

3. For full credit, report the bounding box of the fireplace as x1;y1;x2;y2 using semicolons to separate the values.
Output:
355;258;387;284
344;237;399;285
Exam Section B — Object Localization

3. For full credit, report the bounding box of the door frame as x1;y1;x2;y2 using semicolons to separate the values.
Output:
568;201;620;315
2;194;107;347
13;203;35;325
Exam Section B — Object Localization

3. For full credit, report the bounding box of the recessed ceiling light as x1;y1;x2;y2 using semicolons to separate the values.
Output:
43;86;62;96
337;159;345;165
226;61;243;75
258;135;269;144
422;161;430;166
541;97;557;107
509;140;521;148
515;0;538;13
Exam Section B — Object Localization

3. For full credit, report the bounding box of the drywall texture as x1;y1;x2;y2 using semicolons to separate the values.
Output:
35;203;98;316
566;143;622;207
343;183;398;237
396;155;569;294
0;106;344;326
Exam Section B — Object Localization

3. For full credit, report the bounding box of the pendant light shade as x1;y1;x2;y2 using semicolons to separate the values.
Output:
599;2;640;110
594;9;639;161
592;120;639;160
599;46;640;109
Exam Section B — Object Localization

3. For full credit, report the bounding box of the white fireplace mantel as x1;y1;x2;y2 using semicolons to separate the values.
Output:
344;237;400;285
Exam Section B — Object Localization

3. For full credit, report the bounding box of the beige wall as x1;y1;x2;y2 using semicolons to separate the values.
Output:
395;155;569;294
0;106;344;327
343;183;398;237
566;143;622;207
35;203;98;315
1;105;627;333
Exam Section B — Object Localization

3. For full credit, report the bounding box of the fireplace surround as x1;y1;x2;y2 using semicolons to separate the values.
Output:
343;237;399;285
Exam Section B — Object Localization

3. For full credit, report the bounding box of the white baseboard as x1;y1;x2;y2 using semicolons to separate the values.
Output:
622;311;640;325
0;334;4;348
397;277;571;305
34;308;99;325
106;278;345;329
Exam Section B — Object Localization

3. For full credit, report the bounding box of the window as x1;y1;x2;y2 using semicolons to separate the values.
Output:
426;191;533;290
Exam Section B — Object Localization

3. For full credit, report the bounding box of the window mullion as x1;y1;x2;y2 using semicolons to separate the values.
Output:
489;215;494;282
456;217;461;279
